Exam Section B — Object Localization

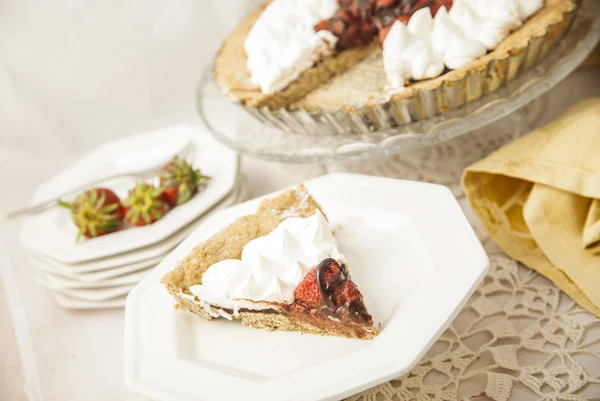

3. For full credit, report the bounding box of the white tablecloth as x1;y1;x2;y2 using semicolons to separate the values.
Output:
1;1;599;400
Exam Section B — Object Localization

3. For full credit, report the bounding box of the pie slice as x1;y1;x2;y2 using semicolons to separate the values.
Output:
161;185;377;339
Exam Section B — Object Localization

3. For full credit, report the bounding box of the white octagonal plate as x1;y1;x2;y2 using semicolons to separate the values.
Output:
125;173;488;401
19;124;239;263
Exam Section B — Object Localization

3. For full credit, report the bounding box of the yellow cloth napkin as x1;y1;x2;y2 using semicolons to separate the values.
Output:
463;98;600;318
581;42;600;69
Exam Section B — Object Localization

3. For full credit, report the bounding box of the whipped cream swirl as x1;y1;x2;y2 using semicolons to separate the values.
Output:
244;0;339;94
189;210;343;314
383;0;543;90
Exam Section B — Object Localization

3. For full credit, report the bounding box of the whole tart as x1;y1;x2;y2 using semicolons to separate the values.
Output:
214;0;578;133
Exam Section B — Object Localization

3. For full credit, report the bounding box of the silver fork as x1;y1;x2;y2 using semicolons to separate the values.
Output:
6;141;196;220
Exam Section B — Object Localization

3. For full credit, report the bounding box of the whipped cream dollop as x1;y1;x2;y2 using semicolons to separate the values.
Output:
189;210;343;315
244;0;339;94
383;0;543;90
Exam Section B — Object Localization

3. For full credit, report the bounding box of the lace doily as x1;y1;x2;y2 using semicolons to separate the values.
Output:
283;97;546;196
348;254;600;401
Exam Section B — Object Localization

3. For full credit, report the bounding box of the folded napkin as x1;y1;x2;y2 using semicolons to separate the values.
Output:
463;98;600;318
581;42;600;69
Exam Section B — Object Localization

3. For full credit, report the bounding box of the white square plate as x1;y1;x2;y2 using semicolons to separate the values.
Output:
39;267;150;289
29;254;159;282
35;276;135;302
125;173;488;401
20;124;239;263
52;292;127;310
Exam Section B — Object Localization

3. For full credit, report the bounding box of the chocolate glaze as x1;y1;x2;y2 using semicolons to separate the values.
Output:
316;258;347;308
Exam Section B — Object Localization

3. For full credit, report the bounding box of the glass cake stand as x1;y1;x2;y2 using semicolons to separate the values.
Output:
198;1;600;164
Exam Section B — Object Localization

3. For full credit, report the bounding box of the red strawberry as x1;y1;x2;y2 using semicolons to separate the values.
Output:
58;188;124;240
293;259;373;325
159;156;209;207
333;280;363;306
315;8;377;50
294;262;343;308
374;0;395;8
317;0;453;46
161;186;182;207
122;182;166;226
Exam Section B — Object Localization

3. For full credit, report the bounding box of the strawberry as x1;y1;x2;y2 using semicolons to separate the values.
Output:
294;260;344;308
58;188;124;240
159;156;209;206
334;280;363;306
293;259;373;325
122;182;166;226
315;7;377;50
317;0;453;46
294;269;323;308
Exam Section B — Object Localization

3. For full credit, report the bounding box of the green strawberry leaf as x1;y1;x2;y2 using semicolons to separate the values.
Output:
98;221;119;231
57;200;73;210
89;189;98;205
150;208;161;220
102;203;119;212
96;192;107;209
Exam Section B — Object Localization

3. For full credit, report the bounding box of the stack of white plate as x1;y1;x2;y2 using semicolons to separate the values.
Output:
18;125;244;309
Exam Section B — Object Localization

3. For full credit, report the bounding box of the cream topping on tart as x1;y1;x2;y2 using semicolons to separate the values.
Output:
243;0;545;96
244;0;339;94
189;210;344;312
382;0;543;89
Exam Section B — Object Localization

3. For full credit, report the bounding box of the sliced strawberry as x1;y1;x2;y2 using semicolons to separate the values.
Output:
294;264;342;308
333;280;363;306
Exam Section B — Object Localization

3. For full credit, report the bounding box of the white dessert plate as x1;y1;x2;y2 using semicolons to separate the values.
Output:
20;124;239;263
37;275;134;301
33;260;153;288
125;173;488;401
44;269;149;289
52;292;127;310
30;253;163;278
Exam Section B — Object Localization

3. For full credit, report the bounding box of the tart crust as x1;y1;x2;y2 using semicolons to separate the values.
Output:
161;185;378;339
214;0;577;113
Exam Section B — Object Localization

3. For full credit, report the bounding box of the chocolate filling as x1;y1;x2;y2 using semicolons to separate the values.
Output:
194;258;374;338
